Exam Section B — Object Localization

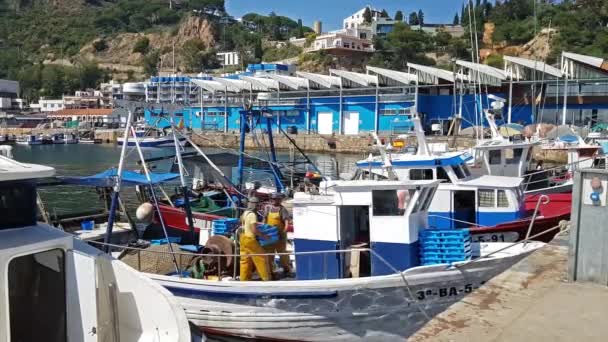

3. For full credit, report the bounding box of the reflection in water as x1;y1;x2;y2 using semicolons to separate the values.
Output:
13;144;362;216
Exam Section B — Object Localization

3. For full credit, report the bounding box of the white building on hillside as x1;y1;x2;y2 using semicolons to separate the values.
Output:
307;29;374;54
30;99;64;112
343;7;384;29
217;51;241;67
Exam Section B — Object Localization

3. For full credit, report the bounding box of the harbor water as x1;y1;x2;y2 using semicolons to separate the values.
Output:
12;144;361;216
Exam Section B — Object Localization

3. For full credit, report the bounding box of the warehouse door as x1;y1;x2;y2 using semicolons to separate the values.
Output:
318;112;333;135
344;112;360;135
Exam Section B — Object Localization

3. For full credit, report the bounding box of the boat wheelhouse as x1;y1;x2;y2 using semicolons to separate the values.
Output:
356;117;527;230
471;108;539;179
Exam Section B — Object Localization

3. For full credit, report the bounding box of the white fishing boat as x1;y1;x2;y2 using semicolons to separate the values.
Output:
16;134;43;145
0;154;198;341
117;129;186;148
64;132;79;144
140;180;545;341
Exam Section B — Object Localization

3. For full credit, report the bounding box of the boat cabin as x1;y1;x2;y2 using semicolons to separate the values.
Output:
291;180;438;280
473;138;536;178
0;155;193;342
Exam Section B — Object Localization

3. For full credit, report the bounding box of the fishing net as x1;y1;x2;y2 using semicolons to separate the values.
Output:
118;243;195;275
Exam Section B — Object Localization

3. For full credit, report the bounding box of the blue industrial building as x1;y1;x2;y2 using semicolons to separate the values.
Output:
144;53;608;135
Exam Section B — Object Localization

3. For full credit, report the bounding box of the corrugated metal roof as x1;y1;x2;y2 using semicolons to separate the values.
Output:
295;71;341;88
407;63;456;84
562;51;605;69
503;55;563;79
366;66;418;86
239;76;280;91
329;69;378;87
265;74;309;90
456;60;506;86
190;79;240;93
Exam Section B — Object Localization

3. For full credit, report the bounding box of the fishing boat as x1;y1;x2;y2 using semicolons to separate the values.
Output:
0;153;197;342
0;134;16;145
117;129;186;147
354;116;570;243
16;134;43;145
64;132;79;144
140;180;545;341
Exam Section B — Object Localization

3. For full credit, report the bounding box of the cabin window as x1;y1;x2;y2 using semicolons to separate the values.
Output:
0;181;37;229
451;165;466;179
461;164;471;177
506;148;523;165
497;190;510;207
489;150;502;165
478;189;495;207
9;249;66;342
410;169;433;180
526;148;533;162
373;190;411;216
436;167;451;183
420;187;435;211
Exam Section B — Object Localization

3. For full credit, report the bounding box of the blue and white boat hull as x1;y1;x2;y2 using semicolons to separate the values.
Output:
146;242;544;341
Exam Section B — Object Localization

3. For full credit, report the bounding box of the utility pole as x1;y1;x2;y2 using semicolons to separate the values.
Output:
169;0;172;10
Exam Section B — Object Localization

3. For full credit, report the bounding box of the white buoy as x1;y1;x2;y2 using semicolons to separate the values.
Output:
136;202;155;223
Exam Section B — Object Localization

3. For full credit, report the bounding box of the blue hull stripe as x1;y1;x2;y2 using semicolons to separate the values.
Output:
356;153;473;168
164;285;338;299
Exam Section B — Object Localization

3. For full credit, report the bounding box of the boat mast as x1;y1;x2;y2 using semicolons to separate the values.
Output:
103;109;132;253
170;109;196;244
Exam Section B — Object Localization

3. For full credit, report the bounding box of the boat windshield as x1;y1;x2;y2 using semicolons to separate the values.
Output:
0;181;37;229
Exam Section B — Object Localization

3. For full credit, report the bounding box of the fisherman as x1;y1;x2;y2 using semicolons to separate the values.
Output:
239;197;271;281
263;192;293;277
247;181;262;199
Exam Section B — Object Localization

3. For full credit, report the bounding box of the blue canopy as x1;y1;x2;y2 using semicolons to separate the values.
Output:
59;168;179;187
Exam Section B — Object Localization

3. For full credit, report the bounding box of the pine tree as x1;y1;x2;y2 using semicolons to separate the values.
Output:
454;13;460;25
362;7;372;23
408;11;419;26
381;9;389;18
417;9;424;26
395;10;403;22
297;19;304;38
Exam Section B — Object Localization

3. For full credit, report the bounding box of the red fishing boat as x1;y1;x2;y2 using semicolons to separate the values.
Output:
469;193;571;243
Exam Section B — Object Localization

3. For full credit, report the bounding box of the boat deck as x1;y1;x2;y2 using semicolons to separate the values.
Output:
410;234;608;342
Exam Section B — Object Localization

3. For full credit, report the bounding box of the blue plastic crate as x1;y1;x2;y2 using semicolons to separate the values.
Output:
420;245;472;254
420;229;470;239
150;237;181;245
420;241;471;250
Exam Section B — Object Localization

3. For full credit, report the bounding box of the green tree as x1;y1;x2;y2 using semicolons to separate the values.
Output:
133;37;150;54
418;10;425;26
77;62;104;90
143;50;160;76
454;13;460;25
408;12;419;26
380;9;389;18
297;18;304;38
395;10;403;22
369;22;435;70
41;66;66;98
180;38;207;72
362;7;372;23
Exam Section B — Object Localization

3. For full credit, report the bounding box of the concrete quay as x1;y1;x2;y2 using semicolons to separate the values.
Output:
410;234;608;342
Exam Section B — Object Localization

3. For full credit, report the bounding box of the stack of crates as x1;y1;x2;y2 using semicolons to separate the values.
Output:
257;224;279;247
212;218;240;236
419;229;472;266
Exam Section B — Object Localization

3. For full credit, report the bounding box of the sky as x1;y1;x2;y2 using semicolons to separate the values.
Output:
225;0;467;31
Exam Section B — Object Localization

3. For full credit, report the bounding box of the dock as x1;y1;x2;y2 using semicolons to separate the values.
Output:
410;233;608;342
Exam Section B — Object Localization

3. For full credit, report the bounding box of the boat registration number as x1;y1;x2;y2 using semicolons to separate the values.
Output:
416;282;485;301
472;232;519;243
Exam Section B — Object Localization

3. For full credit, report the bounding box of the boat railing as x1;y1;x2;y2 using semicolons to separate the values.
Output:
524;194;550;245
521;156;599;191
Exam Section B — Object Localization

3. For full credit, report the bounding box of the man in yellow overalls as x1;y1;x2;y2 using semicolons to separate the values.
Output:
263;193;292;277
239;197;271;281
